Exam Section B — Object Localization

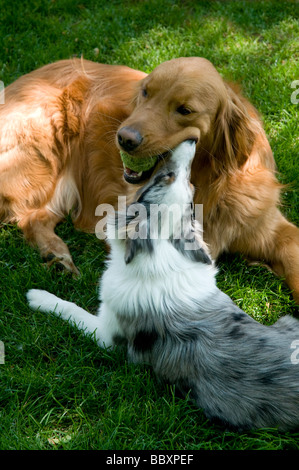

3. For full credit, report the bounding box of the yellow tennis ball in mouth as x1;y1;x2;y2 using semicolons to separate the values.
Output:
120;151;158;172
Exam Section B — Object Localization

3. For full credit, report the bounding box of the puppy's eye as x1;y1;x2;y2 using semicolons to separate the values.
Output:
177;105;192;116
163;172;176;184
154;172;176;185
141;88;148;98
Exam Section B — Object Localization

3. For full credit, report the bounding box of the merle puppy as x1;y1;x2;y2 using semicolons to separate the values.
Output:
27;141;299;431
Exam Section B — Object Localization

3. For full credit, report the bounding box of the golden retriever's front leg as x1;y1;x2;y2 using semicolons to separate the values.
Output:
269;213;299;305
236;210;299;305
18;208;79;276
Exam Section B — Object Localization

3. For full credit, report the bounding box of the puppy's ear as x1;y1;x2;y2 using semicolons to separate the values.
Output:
125;237;154;264
171;232;212;265
123;205;153;264
125;238;138;264
123;215;142;264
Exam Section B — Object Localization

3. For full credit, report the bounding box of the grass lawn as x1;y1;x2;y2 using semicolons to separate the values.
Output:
0;0;299;451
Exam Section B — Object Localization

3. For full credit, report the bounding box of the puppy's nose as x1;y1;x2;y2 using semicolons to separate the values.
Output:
117;126;143;152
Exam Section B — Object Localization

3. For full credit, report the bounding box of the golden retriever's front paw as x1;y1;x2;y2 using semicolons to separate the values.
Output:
43;253;80;277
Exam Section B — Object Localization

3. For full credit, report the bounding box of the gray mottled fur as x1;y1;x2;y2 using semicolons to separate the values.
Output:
118;292;299;431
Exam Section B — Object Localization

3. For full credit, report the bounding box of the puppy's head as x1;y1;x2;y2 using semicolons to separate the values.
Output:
135;139;196;208
116;140;212;265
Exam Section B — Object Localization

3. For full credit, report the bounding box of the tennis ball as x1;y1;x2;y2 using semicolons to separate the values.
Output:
120;151;158;172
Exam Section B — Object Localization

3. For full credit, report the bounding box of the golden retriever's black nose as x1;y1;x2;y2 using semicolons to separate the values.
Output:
117;126;143;152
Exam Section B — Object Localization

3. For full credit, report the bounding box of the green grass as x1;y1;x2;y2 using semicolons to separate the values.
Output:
0;0;299;451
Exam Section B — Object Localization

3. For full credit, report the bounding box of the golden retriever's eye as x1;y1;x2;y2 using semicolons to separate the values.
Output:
141;88;148;98
177;105;192;116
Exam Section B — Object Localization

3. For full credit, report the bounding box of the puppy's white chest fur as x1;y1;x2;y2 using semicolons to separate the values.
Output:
100;239;218;317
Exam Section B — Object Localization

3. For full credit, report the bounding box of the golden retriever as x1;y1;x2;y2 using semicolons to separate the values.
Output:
1;57;298;303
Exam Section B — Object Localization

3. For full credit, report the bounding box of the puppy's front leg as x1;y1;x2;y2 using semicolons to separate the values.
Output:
26;289;119;349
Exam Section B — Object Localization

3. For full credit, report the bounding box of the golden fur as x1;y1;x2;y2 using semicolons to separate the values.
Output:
0;57;298;302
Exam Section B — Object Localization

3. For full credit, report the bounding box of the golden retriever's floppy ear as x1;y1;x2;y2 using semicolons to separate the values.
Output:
210;84;256;174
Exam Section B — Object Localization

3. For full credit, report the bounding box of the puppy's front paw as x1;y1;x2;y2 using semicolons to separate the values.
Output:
26;289;58;313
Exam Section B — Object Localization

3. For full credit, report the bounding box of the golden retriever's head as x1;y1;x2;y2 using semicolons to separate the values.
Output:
116;57;256;183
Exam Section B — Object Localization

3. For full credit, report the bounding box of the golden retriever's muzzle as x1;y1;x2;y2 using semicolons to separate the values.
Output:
117;125;198;185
